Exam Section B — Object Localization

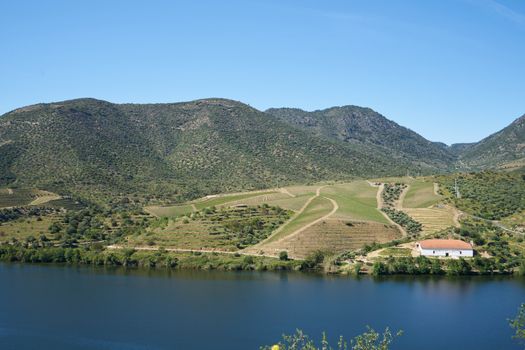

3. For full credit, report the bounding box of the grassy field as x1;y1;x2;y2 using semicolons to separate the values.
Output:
403;180;441;208
147;187;316;218
0;216;57;243
378;247;412;257
369;176;416;184
262;194;312;212
216;192;292;208
145;190;279;217
282;185;318;197
323;181;388;223
145;205;195;218
192;191;277;210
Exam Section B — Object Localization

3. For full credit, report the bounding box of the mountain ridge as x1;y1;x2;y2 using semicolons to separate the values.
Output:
0;98;418;202
0;98;523;203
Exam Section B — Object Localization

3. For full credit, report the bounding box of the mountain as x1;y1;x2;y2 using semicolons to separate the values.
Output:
0;98;421;203
449;143;475;156
266;106;456;169
457;114;525;169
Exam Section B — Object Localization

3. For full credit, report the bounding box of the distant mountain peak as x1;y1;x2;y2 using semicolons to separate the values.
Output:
266;105;456;169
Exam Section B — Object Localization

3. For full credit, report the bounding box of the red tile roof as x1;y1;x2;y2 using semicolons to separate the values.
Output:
418;239;472;250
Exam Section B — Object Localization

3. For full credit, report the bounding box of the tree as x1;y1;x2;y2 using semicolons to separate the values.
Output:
518;260;525;277
372;262;388;276
279;251;289;261
510;303;525;345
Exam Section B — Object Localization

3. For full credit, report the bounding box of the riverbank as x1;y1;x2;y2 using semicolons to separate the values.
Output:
1;244;524;277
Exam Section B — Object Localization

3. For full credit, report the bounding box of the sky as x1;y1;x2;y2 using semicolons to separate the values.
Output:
1;0;524;144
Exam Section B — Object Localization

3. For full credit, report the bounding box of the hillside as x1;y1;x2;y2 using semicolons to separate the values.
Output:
266;106;456;170
0;98;418;203
457;114;525;169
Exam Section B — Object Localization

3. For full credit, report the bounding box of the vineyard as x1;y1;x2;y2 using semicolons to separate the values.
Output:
127;205;291;251
403;207;456;234
251;219;401;259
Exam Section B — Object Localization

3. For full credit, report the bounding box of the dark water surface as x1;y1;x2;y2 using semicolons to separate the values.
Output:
1;263;524;350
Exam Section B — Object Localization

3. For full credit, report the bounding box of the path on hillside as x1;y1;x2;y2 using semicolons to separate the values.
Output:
433;182;440;196
106;245;280;258
395;185;409;210
245;185;326;249
279;188;296;198
433;183;519;234
372;182;407;236
29;192;61;206
270;196;339;245
459;212;523;235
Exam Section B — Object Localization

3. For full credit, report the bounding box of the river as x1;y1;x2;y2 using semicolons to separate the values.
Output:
1;263;524;349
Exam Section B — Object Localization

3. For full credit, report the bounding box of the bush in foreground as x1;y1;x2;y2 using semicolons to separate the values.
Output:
261;327;402;350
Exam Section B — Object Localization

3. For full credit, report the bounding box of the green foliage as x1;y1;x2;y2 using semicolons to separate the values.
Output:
459;114;525;168
381;183;406;208
138;205;291;250
260;327;401;350
437;171;525;220
0;98;416;204
446;258;472;276
279;251;289;261
381;208;422;235
301;250;325;270
451;218;524;273
509;303;525;345
0;244;304;272
0;207;59;223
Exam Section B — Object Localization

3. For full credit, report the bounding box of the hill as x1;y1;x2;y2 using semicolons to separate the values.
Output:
266;106;456;170
0;98;419;203
457;114;525;169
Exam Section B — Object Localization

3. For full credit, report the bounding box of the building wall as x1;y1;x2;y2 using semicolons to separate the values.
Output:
419;247;473;257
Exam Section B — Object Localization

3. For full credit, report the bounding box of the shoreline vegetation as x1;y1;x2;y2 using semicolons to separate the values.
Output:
1;244;524;277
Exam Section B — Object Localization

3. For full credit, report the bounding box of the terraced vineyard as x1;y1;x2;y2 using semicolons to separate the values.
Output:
216;192;292;209
0;189;41;208
252;219;401;259
127;205;290;251
139;178;460;259
398;179;458;234
263;196;334;243
145;190;280;217
145;204;194;218
0;188;62;208
403;207;456;234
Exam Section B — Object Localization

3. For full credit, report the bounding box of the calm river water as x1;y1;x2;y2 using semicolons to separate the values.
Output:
1;263;524;349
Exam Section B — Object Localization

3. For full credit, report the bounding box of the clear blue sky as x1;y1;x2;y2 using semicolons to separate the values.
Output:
1;0;524;144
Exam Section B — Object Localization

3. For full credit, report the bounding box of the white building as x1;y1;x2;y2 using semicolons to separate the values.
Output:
416;239;473;258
